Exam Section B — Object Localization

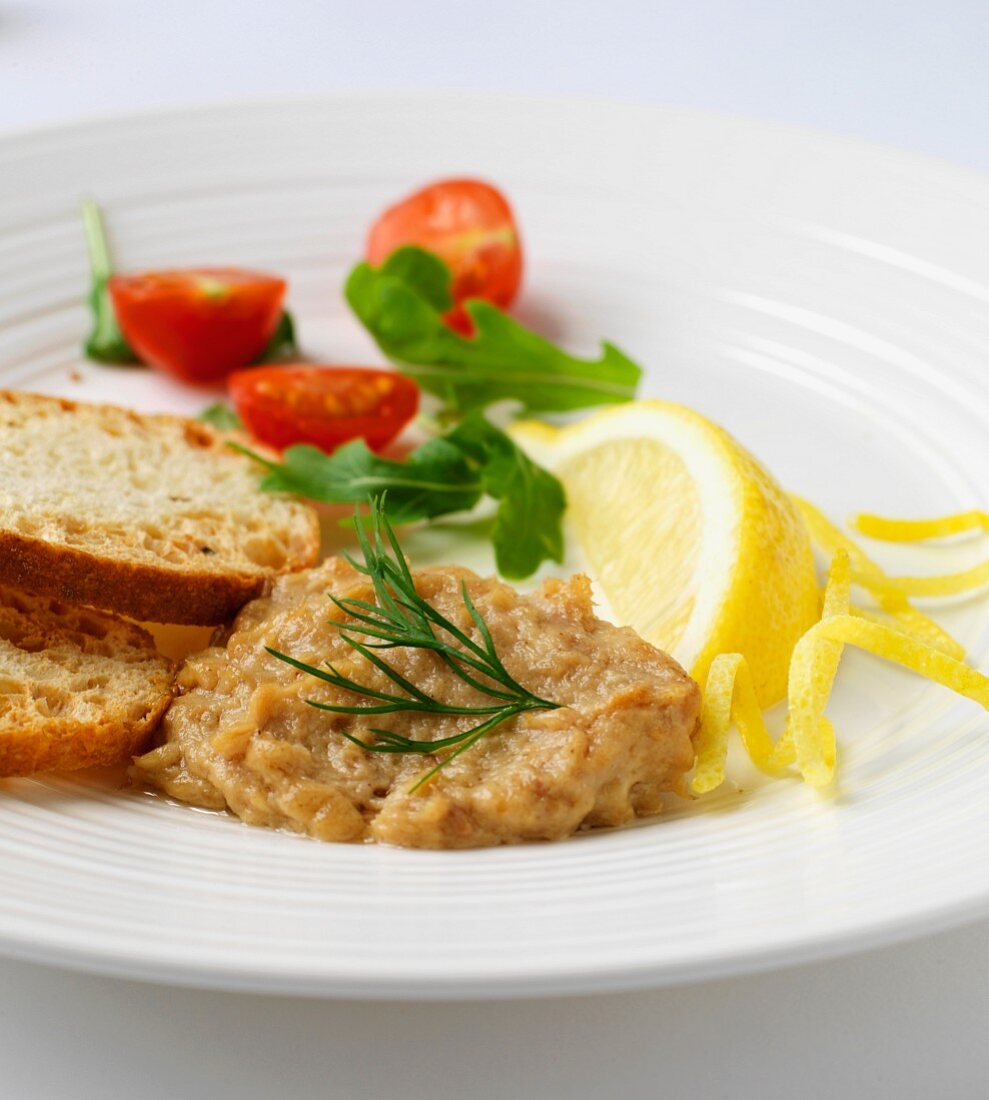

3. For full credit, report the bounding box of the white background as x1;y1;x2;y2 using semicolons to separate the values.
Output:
2;2;988;1096
3;0;989;173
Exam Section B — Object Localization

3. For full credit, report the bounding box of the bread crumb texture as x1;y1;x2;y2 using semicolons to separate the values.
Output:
0;391;320;622
0;584;174;776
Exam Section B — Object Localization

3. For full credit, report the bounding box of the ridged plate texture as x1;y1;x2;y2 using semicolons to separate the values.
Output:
0;97;986;997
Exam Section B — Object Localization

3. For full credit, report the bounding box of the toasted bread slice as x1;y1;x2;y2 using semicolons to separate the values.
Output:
0;585;175;776
0;391;320;624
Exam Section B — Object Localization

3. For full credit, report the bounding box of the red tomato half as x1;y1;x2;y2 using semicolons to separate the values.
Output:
109;268;286;384
229;365;419;453
366;178;523;333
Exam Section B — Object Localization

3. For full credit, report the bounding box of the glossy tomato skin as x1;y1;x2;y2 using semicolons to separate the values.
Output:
229;365;419;454
366;179;523;325
109;268;286;384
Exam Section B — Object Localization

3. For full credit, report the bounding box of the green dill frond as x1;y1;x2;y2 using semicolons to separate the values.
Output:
267;498;560;791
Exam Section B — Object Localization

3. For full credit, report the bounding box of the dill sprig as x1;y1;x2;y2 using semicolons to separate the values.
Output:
266;498;561;791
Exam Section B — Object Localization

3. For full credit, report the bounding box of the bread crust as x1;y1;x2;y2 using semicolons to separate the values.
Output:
0;690;173;777
0;528;272;625
0;390;321;624
0;585;177;777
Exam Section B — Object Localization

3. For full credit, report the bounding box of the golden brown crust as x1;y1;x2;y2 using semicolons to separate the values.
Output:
0;528;274;625
0;390;321;624
0;689;173;777
0;584;177;777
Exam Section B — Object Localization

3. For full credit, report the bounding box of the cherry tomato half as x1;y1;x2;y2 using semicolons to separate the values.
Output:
366;178;523;333
109;268;286;384
228;365;419;454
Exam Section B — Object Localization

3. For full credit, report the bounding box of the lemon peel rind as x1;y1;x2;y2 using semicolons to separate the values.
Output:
692;543;989;794
786;546;851;785
791;495;965;660
692;654;779;794
512;416;987;796
691;549;850;794
788;612;989;786
851;560;989;599
852;510;989;542
513;403;819;710
689;441;818;708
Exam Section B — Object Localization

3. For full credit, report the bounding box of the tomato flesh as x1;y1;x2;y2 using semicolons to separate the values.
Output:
229;365;419;453
109;268;286;384
366;179;523;330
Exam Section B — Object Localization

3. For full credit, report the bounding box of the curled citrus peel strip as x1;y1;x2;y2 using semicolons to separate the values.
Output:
849;560;989;599
780;545;852;781
692;655;778;793
790;496;965;659
693;517;989;794
853;510;989;542
848;508;989;600
787;610;989;786
692;549;850;794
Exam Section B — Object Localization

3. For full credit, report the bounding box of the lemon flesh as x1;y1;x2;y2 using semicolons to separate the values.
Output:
512;402;820;707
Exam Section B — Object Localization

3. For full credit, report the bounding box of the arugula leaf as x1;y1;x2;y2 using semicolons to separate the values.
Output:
445;412;565;577
345;247;642;416
198;403;243;430
232;436;484;526
255;309;299;363
81;199;139;365
372;246;453;313
235;413;565;578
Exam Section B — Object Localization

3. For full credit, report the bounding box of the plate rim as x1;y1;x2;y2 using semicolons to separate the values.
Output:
1;93;988;998
2;886;987;1000
4;87;989;191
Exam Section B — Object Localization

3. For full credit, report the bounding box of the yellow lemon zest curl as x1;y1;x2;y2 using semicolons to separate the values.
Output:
693;549;849;793
851;560;989;599
849;507;989;598
693;507;989;795
853;510;989;542
791;496;965;659
692;654;779;794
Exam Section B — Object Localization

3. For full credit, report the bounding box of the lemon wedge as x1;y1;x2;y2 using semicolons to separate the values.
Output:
511;401;820;706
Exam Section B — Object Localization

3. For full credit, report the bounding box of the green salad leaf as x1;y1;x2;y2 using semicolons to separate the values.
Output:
256;308;299;363
234;412;565;578
237;436;483;524
445;412;565;578
198;403;243;431
345;247;642;416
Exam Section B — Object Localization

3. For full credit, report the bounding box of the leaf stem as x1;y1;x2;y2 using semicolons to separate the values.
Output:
81;198;112;281
80;198;138;364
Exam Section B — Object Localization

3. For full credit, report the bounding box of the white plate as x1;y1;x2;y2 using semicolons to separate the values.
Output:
0;96;987;999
